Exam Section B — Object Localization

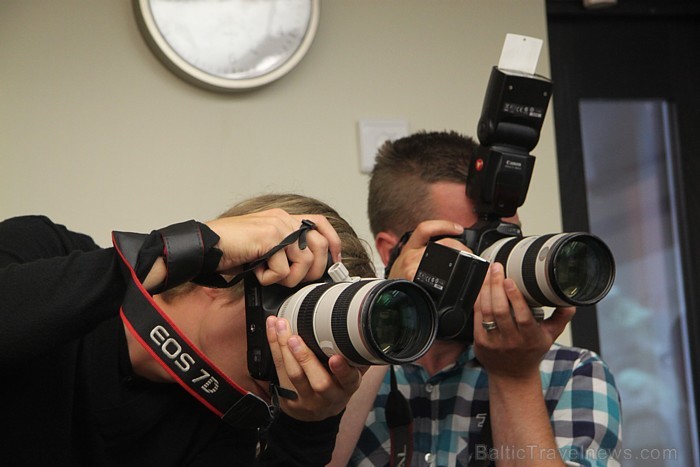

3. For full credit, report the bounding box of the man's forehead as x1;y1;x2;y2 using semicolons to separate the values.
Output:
429;181;478;227
428;181;521;228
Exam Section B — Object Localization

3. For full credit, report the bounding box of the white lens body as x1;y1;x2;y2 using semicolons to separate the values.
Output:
277;279;391;365
480;233;573;307
276;278;437;366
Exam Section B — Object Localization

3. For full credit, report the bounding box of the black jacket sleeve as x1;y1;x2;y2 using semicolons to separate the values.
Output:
0;215;126;368
258;411;343;466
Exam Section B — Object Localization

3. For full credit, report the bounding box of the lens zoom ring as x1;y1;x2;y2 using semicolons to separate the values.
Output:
493;237;519;268
521;235;555;307
297;283;336;365
331;281;373;366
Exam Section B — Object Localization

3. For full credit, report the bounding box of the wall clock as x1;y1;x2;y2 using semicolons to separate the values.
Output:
133;0;320;92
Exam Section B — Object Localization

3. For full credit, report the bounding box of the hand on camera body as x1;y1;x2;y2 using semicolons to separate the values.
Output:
384;220;468;280
205;209;342;287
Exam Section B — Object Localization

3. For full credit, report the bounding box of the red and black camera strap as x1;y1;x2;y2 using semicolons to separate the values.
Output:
112;220;317;430
112;221;276;429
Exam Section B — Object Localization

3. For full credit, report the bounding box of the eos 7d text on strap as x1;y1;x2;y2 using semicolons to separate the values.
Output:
112;220;316;430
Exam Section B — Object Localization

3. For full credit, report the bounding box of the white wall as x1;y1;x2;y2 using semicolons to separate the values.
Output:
0;0;568;342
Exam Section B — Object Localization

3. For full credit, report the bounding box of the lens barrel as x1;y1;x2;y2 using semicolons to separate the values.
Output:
277;279;437;366
479;233;615;307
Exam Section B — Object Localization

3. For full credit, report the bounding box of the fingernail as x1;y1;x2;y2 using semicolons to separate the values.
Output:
491;262;502;274
454;223;463;231
337;251;343;263
276;319;288;333
504;279;516;292
288;336;301;353
266;316;276;329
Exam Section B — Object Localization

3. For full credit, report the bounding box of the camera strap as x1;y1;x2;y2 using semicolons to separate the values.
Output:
384;231;413;279
116;263;275;429
111;220;293;430
386;365;413;467
386;362;494;467
112;220;318;429
192;219;318;289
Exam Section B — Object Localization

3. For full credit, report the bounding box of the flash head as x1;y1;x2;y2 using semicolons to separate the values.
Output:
477;66;552;152
467;66;553;219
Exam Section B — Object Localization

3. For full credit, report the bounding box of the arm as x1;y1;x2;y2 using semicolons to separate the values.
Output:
0;211;340;370
549;350;622;466
258;411;344;467
474;262;575;466
0;216;126;368
328;365;388;467
487;372;561;466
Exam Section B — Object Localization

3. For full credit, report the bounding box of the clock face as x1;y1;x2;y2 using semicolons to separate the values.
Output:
134;0;320;91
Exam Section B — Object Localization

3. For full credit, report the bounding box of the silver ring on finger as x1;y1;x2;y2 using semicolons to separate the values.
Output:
482;320;498;332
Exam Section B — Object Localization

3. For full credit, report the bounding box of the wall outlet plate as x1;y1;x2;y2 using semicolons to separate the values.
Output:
357;119;409;173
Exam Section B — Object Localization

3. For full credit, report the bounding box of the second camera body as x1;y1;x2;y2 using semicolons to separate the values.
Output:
413;242;489;340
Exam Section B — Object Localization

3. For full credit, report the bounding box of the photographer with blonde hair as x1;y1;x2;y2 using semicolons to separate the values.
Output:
1;193;374;465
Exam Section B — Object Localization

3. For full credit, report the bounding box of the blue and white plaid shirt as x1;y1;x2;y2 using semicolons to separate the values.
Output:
349;344;622;467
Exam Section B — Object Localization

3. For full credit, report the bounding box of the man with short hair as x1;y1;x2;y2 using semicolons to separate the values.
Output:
331;131;622;467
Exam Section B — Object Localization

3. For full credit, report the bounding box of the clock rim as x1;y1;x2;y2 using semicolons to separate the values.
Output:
133;0;320;92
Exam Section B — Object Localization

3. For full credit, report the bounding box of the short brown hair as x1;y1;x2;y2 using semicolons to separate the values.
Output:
367;130;476;236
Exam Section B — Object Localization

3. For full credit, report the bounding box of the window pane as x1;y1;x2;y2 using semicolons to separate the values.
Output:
579;100;698;466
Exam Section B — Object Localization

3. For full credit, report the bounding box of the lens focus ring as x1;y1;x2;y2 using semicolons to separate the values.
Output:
331;281;374;366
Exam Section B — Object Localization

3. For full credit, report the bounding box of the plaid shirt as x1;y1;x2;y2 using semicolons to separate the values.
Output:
349;344;622;467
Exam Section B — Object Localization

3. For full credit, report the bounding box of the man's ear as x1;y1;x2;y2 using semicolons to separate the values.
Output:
375;231;399;267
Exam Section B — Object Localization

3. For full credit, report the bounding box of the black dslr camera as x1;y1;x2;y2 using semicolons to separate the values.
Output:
387;66;615;344
245;248;489;382
244;262;439;381
463;66;615;310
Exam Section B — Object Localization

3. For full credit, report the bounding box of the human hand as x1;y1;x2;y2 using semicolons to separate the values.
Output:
264;316;364;421
386;220;466;280
205;209;341;287
473;262;576;380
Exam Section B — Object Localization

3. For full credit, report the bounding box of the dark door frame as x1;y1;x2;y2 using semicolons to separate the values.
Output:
546;0;700;435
